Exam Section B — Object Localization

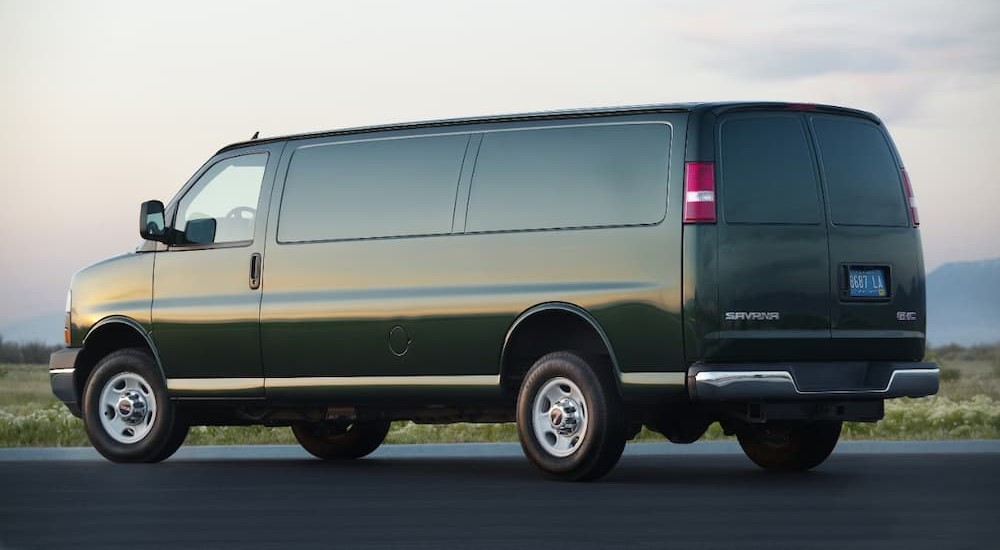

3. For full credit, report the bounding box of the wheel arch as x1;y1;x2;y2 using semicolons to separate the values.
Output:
73;316;165;401
499;302;622;394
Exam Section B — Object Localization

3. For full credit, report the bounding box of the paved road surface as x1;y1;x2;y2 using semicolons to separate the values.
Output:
1;441;997;549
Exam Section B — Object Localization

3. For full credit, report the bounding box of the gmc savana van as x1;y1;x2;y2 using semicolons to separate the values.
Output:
50;102;939;480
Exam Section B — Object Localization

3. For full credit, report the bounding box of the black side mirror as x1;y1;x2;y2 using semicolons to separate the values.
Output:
139;200;167;242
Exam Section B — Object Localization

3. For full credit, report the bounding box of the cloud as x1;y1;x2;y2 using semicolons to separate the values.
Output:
651;0;999;125
663;0;997;78
901;23;1000;74
705;43;907;80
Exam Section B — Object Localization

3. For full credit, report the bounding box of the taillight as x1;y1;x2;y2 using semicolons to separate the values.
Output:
683;161;716;223
901;169;919;227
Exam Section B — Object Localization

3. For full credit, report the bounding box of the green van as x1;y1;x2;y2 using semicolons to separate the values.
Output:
49;102;939;480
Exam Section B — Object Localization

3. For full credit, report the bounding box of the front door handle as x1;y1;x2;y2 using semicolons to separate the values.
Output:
249;253;262;290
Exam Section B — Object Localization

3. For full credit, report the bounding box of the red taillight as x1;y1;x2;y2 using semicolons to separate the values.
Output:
683;161;716;223
901;169;919;226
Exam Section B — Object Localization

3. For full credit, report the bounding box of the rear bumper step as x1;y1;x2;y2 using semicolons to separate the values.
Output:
687;362;939;401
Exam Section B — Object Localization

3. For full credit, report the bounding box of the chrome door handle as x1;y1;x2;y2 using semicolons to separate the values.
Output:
249;253;262;290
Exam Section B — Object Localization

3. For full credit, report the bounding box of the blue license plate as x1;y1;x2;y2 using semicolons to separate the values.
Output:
849;268;888;297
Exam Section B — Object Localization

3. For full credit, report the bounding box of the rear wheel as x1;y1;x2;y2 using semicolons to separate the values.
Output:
292;419;391;459
82;348;188;463
737;420;842;471
516;351;626;481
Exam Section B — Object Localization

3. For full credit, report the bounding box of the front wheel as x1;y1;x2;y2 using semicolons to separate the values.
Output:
516;351;626;481
82;348;188;463
292;419;391;459
737;420;842;471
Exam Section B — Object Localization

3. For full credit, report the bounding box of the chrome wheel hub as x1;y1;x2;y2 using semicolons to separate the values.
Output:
116;391;148;425
99;372;157;444
532;377;589;458
549;397;581;436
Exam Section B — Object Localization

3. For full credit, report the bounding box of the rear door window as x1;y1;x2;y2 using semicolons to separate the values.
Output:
811;116;908;227
719;114;822;225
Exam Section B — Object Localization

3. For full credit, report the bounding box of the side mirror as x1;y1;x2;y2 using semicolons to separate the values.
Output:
139;200;167;242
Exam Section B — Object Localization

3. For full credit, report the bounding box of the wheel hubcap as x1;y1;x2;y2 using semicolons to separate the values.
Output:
532;377;589;458
549;397;581;436
99;372;157;444
116;391;148;425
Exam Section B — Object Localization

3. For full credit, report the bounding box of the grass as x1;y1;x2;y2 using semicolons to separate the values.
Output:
933;360;1000;401
2;358;999;448
0;364;55;415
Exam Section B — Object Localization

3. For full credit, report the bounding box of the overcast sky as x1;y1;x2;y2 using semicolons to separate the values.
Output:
1;0;998;328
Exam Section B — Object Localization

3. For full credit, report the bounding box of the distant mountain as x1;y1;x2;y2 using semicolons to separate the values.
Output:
0;313;64;345
926;258;1000;346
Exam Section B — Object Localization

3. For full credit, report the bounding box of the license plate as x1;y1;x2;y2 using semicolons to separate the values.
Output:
849;267;888;298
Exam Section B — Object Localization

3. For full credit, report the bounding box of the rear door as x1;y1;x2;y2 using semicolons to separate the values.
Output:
809;115;924;361
714;113;831;361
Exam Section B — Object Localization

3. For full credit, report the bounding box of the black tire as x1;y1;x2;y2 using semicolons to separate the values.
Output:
81;348;188;463
292;419;391;459
736;420;842;471
516;351;626;481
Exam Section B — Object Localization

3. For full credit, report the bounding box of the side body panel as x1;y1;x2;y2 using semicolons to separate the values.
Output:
259;113;689;400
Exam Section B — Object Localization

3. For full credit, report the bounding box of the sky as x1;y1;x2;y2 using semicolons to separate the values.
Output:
1;0;998;330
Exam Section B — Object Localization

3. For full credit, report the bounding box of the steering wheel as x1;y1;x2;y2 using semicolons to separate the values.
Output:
225;206;256;220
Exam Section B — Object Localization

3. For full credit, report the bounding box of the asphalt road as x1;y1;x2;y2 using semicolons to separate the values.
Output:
1;441;997;549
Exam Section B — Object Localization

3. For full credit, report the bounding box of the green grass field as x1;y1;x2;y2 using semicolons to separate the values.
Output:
1;359;998;447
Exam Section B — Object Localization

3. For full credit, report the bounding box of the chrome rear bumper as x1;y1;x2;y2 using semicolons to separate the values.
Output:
688;362;939;401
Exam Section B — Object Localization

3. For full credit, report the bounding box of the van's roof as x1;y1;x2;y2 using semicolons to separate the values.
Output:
217;101;879;154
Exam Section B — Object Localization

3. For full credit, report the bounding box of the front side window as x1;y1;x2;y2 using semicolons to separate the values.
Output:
175;153;267;245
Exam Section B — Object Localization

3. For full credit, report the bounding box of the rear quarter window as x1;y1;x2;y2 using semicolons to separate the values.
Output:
466;123;671;232
719;114;822;225
811;116;908;227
